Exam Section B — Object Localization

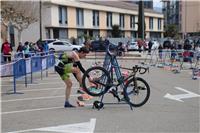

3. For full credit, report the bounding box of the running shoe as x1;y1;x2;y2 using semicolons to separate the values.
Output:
64;101;76;108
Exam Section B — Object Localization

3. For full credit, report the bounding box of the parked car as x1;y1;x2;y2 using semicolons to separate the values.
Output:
48;40;82;52
90;40;117;52
41;39;58;44
128;40;149;51
127;41;138;51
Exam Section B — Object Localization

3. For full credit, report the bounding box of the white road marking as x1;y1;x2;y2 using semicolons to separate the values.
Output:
164;87;200;102
1;94;79;103
2;103;93;115
7;118;96;133
1;81;63;87
1;86;79;93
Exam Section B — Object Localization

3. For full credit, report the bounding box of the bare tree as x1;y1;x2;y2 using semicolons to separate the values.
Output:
1;1;39;43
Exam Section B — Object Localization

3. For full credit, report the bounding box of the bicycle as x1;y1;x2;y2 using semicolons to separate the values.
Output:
82;40;150;110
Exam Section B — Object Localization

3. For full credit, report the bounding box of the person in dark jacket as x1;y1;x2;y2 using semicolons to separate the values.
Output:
148;40;153;54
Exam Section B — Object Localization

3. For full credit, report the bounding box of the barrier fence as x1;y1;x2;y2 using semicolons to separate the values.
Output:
140;49;200;79
1;52;55;94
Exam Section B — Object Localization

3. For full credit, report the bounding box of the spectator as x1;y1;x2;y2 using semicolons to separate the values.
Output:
17;42;23;52
1;40;12;63
148;40;153;54
137;39;143;53
72;38;77;45
32;43;40;52
183;39;192;50
23;41;30;58
158;44;163;61
163;39;171;49
43;41;49;54
117;42;124;56
36;39;43;52
84;40;91;50
29;42;35;52
16;42;24;58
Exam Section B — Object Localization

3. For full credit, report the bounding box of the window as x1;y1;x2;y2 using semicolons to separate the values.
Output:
107;12;112;27
53;42;64;45
130;15;135;28
76;8;84;26
149;17;153;30
119;14;124;28
93;10;99;27
158;18;161;30
58;6;68;24
59;6;62;24
63;42;70;46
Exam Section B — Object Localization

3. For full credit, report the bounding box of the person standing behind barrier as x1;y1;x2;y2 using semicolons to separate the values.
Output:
54;47;90;108
158;44;163;62
23;41;30;58
16;42;24;58
137;39;143;53
148;40;153;55
1;40;13;63
43;41;49;54
84;40;91;51
17;42;23;52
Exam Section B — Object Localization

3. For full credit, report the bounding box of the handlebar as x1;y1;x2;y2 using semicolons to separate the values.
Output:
135;65;149;74
120;65;149;75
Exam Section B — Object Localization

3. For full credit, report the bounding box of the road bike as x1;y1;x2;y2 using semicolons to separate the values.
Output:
82;40;150;109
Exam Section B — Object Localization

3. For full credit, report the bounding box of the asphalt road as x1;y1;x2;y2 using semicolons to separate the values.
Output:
1;58;200;133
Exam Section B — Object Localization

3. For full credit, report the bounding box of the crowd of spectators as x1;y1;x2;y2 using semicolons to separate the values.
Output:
1;40;49;63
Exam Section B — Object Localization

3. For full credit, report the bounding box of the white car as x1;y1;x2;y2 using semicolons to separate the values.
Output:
127;41;138;51
48;40;82;52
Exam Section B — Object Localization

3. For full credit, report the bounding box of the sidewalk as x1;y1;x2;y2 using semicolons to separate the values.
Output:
86;51;148;60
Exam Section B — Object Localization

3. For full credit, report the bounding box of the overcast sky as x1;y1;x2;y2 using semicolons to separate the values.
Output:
153;0;163;8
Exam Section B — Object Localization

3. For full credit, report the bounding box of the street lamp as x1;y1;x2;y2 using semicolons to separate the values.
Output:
138;0;145;40
39;0;42;40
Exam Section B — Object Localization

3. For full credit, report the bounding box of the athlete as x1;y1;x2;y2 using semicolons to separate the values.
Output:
55;47;90;108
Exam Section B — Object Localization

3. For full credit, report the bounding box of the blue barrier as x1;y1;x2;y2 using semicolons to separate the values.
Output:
31;56;42;83
13;58;27;93
47;54;55;68
31;56;42;72
3;53;56;94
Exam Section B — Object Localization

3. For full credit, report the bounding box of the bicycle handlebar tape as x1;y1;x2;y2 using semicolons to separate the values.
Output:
139;67;147;74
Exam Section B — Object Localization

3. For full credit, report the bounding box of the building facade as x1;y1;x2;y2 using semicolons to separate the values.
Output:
162;0;179;27
162;0;200;38
19;0;164;43
133;0;153;9
180;0;200;38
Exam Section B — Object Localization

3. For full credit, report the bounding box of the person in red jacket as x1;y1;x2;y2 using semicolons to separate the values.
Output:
1;40;12;63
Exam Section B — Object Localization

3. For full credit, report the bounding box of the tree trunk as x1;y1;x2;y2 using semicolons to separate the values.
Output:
18;30;22;43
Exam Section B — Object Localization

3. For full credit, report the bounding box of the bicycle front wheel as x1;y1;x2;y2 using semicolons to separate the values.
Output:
82;66;111;96
123;77;150;107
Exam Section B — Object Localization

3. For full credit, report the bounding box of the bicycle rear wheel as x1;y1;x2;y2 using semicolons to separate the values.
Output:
123;77;150;107
82;66;111;96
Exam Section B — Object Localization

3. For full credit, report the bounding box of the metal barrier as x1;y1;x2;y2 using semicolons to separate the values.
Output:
13;58;27;93
141;49;200;79
2;53;56;94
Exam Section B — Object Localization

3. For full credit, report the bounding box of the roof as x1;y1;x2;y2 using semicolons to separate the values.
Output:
80;1;162;15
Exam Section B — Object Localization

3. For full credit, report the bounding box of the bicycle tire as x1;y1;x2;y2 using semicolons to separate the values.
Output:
82;66;111;96
123;77;150;107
